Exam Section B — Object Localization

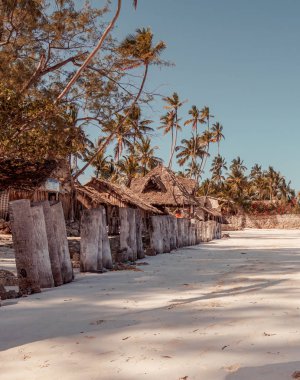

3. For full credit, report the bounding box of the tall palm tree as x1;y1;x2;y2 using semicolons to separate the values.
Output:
210;155;227;185
57;0;139;101
230;156;247;175
211;122;225;155
198;130;214;177
184;105;203;137
175;136;207;176
162;92;184;169
200;106;214;130
134;136;163;175
74;27;166;180
115;154;141;187
102;114;135;161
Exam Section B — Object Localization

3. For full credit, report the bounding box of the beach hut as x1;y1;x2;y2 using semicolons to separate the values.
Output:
0;159;73;221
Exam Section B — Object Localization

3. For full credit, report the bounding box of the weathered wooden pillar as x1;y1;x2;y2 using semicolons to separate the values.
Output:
31;204;55;288
195;220;201;244
187;219;193;246
176;218;183;248
39;201;63;286
119;207;137;261
183;219;189;246
169;216;177;250
161;216;171;253
101;206;113;269
9;200;41;294
150;215;163;254
51;202;73;283
207;220;214;241
218;222;222;239
190;224;196;246
135;209;145;259
80;208;102;272
202;221;208;242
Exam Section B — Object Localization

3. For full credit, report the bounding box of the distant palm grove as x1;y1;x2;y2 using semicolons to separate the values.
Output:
0;0;297;214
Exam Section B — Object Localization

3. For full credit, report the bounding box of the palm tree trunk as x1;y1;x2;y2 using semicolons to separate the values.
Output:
73;63;149;181
56;0;122;102
168;113;178;169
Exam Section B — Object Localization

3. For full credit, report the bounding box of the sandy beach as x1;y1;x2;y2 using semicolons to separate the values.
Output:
1;229;300;380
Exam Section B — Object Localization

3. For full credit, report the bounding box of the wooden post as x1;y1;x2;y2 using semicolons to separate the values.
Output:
51;202;73;283
80;208;102;272
31;205;55;288
176;218;183;248
183;219;189;246
39;201;63;286
119;207;137;261
9;200;41;295
162;216;171;253
101;206;113;269
169;216;177;250
150;215;163;254
135;209;145;259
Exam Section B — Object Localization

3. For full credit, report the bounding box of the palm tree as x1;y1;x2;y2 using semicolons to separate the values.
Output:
175;136;207;176
185;161;202;180
134;135;163;175
211;122;225;155
210;155;227;185
162;92;184;169
57;0;140;101
198;130;214;177
230;156;247;175
74;27;166;180
184;105;203;137
85;139;115;180
200;106;214;130
102;115;135;161
115;154;142;187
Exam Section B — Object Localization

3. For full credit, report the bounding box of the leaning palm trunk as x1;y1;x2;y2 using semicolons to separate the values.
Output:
56;0;122;102
73;63;149;180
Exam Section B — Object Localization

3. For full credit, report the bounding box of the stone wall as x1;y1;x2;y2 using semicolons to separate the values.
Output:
223;213;300;230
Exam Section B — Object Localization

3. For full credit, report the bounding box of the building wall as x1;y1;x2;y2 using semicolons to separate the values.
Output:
223;213;300;230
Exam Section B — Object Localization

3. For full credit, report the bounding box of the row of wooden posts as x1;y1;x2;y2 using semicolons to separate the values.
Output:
9;200;73;294
9;202;222;294
80;207;222;272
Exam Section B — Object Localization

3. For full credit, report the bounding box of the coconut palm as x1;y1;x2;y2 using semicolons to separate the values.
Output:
211;122;225;155
210;155;227;185
101;115;135;160
57;0;140;101
74;27;166;180
115;154;142;187
134;136;163;175
175;136;207;173
162;92;184;169
230;156;247;175
200;106;214;130
198;130;214;177
184;105;203;137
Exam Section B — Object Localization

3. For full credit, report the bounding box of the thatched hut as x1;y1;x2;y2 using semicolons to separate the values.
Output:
0;159;72;220
130;165;223;222
76;178;161;235
129;165;197;214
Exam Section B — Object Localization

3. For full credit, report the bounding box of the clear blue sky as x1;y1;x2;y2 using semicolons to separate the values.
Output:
83;0;300;189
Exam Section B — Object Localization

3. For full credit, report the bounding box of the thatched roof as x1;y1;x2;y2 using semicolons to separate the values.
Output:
84;178;162;214
0;159;58;191
130;165;198;207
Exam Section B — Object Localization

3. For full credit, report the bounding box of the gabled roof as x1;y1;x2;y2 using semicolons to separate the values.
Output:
130;165;198;206
84;178;162;214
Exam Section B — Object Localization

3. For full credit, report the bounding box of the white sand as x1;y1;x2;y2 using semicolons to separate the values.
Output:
1;229;300;380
